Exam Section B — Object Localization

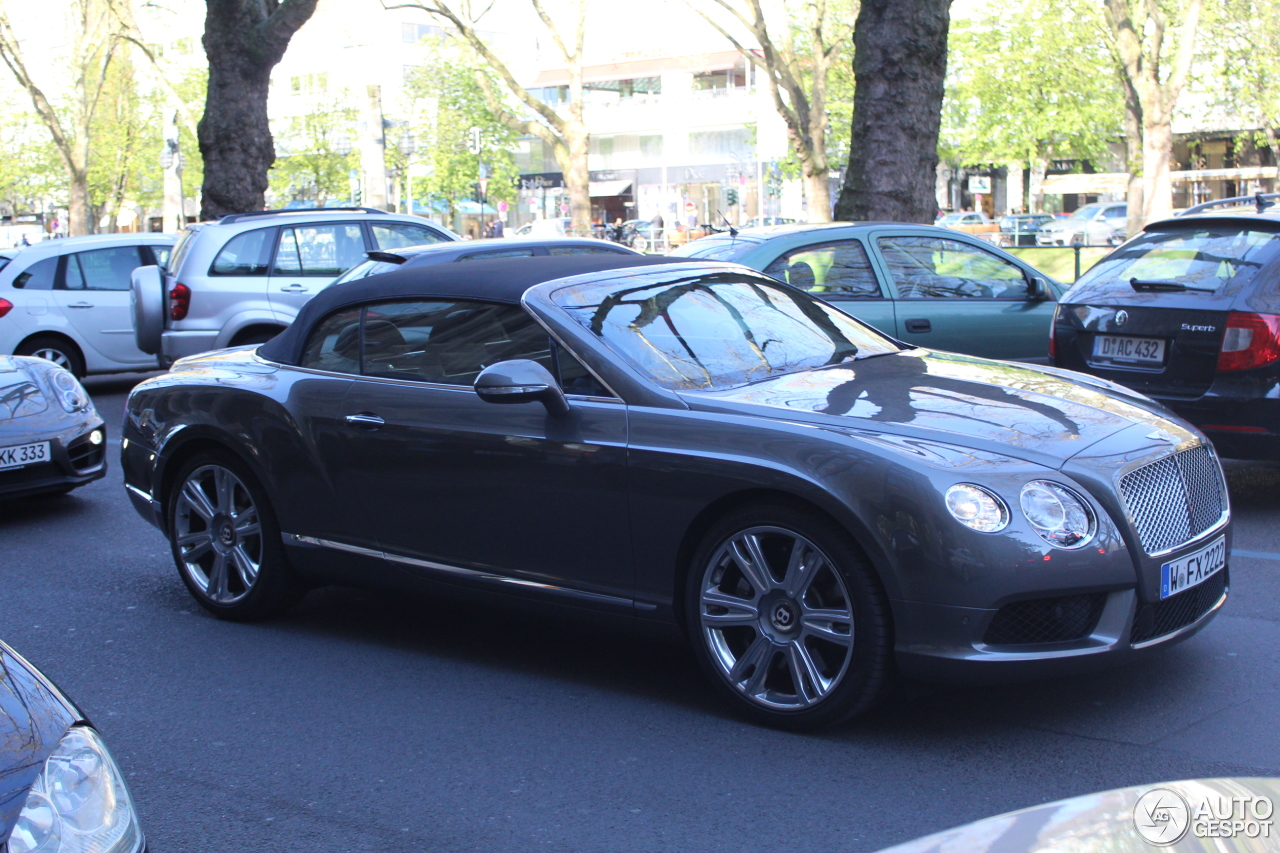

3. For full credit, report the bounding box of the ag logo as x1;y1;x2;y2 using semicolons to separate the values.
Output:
1114;309;1129;328
1133;787;1190;845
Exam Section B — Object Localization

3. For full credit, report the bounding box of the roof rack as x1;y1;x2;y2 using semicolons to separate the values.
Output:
1179;192;1279;217
217;207;391;225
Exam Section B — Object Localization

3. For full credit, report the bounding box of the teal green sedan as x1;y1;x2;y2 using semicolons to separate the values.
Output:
670;223;1063;362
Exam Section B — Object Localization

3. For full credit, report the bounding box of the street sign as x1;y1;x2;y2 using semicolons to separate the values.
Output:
497;200;509;213
968;175;992;194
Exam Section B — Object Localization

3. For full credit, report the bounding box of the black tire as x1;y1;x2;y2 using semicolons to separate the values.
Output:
166;449;303;621
685;503;893;731
16;335;86;379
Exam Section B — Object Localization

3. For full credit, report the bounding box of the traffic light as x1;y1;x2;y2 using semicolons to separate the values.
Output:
354;186;363;204
726;188;739;207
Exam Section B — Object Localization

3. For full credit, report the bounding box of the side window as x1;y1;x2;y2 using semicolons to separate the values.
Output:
457;248;536;261
555;346;609;396
148;245;172;268
371;223;447;250
275;224;366;276
212;230;272;276
358;300;554;385
11;256;58;290
878;236;1027;299
547;246;625;256
299;307;363;375
763;241;882;298
64;247;141;291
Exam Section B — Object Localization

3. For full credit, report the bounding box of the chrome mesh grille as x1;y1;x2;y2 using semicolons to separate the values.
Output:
1119;444;1225;554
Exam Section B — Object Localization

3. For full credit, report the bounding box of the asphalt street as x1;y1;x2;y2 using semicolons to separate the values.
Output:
3;373;1279;852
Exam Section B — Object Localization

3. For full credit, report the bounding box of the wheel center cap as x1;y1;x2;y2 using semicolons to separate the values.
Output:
770;600;797;632
217;521;236;548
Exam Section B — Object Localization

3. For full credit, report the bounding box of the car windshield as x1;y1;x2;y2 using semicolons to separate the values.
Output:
1067;225;1280;301
1065;204;1104;221
551;270;902;391
938;213;966;224
669;238;751;260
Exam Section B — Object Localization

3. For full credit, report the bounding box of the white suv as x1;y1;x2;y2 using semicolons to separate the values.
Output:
0;233;178;377
132;208;456;363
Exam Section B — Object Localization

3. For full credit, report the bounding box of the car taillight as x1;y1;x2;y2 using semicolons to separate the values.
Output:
0;298;11;318
1217;312;1280;372
1048;305;1059;359
169;283;191;321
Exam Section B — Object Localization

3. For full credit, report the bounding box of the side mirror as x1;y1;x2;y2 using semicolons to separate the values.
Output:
474;359;570;416
1026;275;1048;301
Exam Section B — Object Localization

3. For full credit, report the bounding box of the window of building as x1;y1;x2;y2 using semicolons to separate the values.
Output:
401;22;443;43
688;128;754;159
692;63;747;93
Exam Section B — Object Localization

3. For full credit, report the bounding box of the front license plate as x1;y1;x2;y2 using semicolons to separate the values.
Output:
1160;536;1226;599
0;440;51;470
1093;335;1165;364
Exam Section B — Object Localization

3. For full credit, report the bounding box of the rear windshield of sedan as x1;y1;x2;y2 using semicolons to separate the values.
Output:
551;270;902;391
1067;225;1280;302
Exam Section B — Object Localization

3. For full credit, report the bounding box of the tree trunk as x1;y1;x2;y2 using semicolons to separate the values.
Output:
198;0;319;220
1123;83;1144;236
68;168;92;236
558;129;591;235
834;0;953;223
1028;158;1047;213
1142;119;1174;221
804;169;832;222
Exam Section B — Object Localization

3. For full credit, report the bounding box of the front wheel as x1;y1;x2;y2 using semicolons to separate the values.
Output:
167;450;303;621
686;504;893;730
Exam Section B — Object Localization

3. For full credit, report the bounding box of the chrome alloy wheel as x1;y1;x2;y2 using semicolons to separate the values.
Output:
32;347;72;371
173;464;263;604
699;526;855;711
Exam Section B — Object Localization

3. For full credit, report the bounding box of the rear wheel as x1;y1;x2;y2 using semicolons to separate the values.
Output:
16;335;85;379
167;450;303;620
686;504;893;730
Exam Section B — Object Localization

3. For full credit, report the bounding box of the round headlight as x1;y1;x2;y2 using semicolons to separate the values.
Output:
945;484;1009;533
1020;480;1096;549
48;367;91;414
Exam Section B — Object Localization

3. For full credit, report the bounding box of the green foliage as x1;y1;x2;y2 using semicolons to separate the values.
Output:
268;94;358;206
944;0;1123;166
0;104;61;216
404;39;520;217
1195;0;1280;157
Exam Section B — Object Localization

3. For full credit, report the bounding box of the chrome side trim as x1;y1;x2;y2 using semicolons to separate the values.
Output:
283;533;634;607
1130;587;1229;650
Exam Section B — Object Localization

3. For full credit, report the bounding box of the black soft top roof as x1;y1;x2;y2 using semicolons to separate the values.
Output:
258;253;693;366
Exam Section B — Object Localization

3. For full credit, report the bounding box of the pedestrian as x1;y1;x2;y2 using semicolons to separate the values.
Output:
611;217;625;242
650;210;664;241
489;218;504;239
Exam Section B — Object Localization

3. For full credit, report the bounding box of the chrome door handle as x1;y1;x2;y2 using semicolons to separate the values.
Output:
344;413;385;428
67;302;94;308
279;284;309;293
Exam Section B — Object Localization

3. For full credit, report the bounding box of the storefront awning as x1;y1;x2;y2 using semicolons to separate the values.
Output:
1170;166;1279;182
1039;173;1130;194
589;179;633;197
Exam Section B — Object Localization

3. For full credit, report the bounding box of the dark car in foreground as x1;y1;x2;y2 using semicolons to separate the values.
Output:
0;640;145;853
330;236;640;285
1053;195;1280;460
0;355;105;499
122;254;1230;729
670;223;1061;362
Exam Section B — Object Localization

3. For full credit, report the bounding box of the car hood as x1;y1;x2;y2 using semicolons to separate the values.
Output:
0;642;79;842
678;350;1189;469
0;359;49;420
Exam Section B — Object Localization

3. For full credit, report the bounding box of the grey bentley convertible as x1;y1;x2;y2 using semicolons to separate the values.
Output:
121;254;1231;729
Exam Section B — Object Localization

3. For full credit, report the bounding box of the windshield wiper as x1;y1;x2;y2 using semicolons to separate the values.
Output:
1128;277;1217;293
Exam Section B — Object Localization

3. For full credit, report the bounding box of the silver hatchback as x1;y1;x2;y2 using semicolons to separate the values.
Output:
132;208;456;363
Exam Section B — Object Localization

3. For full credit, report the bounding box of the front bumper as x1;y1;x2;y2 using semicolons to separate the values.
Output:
0;424;107;499
893;566;1228;683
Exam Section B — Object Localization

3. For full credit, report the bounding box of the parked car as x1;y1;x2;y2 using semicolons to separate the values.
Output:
0;355;105;499
877;778;1279;852
0;233;177;377
332;237;641;285
936;210;1001;237
514;217;573;237
741;216;799;229
669;223;1063;361
123;253;1229;730
1052;193;1280;460
996;213;1056;247
0;639;146;853
1037;202;1128;246
130;207;456;366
